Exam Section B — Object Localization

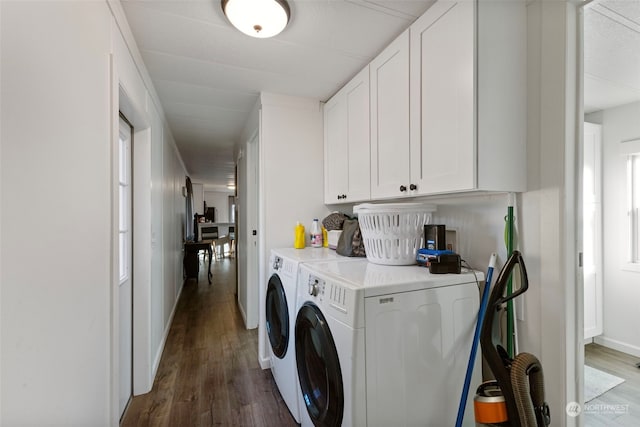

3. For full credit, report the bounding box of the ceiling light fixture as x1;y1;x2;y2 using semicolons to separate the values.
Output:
221;0;290;39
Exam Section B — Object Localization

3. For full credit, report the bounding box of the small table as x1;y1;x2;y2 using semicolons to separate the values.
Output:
184;240;213;284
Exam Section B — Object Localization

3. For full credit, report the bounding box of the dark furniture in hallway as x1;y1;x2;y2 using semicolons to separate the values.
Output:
183;240;213;284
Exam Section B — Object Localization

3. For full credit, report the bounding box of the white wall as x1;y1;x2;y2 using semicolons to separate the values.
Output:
526;2;580;424
593;101;640;356
523;2;582;424
0;1;188;424
204;190;233;222
192;182;204;215
257;93;331;367
1;3;113;424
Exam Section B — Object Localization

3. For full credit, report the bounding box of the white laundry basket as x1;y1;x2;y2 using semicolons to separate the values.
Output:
353;202;436;265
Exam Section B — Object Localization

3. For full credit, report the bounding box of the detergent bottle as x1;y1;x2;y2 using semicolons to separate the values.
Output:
294;222;305;249
310;219;323;248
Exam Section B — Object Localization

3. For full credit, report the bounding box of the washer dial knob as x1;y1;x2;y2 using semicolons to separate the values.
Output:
308;278;319;297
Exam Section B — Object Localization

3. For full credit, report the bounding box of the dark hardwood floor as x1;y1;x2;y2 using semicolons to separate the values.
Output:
121;256;298;427
584;343;640;426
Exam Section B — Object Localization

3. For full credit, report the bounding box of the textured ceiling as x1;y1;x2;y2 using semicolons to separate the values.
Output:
584;0;640;113
121;0;436;190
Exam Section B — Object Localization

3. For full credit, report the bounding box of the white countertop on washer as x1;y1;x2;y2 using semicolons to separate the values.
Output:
271;247;360;263
302;259;485;298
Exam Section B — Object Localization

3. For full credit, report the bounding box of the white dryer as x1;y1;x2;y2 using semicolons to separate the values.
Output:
266;247;361;423
295;260;483;427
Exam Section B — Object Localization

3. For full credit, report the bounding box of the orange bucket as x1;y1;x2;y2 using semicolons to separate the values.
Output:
474;381;508;424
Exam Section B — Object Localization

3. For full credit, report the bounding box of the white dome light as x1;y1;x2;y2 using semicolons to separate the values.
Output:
221;0;290;39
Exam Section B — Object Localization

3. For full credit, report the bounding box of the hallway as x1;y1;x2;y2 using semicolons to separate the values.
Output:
122;257;298;427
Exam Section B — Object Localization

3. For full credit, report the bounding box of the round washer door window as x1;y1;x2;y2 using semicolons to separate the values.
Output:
266;274;289;358
295;302;344;426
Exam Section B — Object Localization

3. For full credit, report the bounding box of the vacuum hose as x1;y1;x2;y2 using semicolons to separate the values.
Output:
480;251;551;427
510;352;550;427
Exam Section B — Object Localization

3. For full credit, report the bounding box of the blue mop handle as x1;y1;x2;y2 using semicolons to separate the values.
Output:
455;253;497;427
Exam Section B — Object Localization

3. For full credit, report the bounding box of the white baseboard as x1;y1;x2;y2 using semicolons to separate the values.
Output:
237;297;249;329
593;335;640;358
259;355;271;370
151;284;184;379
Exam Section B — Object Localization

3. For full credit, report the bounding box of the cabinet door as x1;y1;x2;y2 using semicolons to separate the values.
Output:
324;67;370;204
370;30;411;199
410;1;475;194
324;91;348;203
344;66;371;202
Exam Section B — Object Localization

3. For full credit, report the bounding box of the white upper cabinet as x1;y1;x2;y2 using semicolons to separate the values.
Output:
409;0;527;195
409;1;474;194
324;66;371;204
370;30;412;199
323;0;526;202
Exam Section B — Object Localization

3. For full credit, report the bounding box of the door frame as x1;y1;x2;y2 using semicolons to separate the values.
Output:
117;113;134;418
574;0;588;416
111;67;154;422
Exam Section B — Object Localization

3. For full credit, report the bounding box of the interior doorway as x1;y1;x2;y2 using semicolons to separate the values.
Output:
582;122;603;341
118;113;134;419
236;131;259;330
580;1;640;423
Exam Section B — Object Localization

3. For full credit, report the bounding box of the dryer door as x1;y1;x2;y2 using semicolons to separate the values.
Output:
295;302;344;426
266;274;289;358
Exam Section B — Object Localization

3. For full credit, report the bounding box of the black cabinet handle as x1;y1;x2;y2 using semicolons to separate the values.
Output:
410;184;417;191
399;185;407;192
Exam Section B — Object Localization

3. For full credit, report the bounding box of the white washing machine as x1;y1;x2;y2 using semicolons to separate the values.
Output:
295;259;483;427
266;247;361;423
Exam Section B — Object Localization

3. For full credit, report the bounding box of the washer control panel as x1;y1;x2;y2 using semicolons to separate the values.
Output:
300;266;362;328
307;275;325;297
307;274;350;316
272;255;283;271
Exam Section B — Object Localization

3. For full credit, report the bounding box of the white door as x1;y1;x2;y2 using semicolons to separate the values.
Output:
118;115;133;417
583;122;603;340
370;30;411;199
344;67;371;202
246;134;259;329
323;86;348;203
409;0;474;195
237;132;259;329
324;66;370;204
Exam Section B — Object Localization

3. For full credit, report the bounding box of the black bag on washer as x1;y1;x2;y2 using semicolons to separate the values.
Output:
336;219;366;257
